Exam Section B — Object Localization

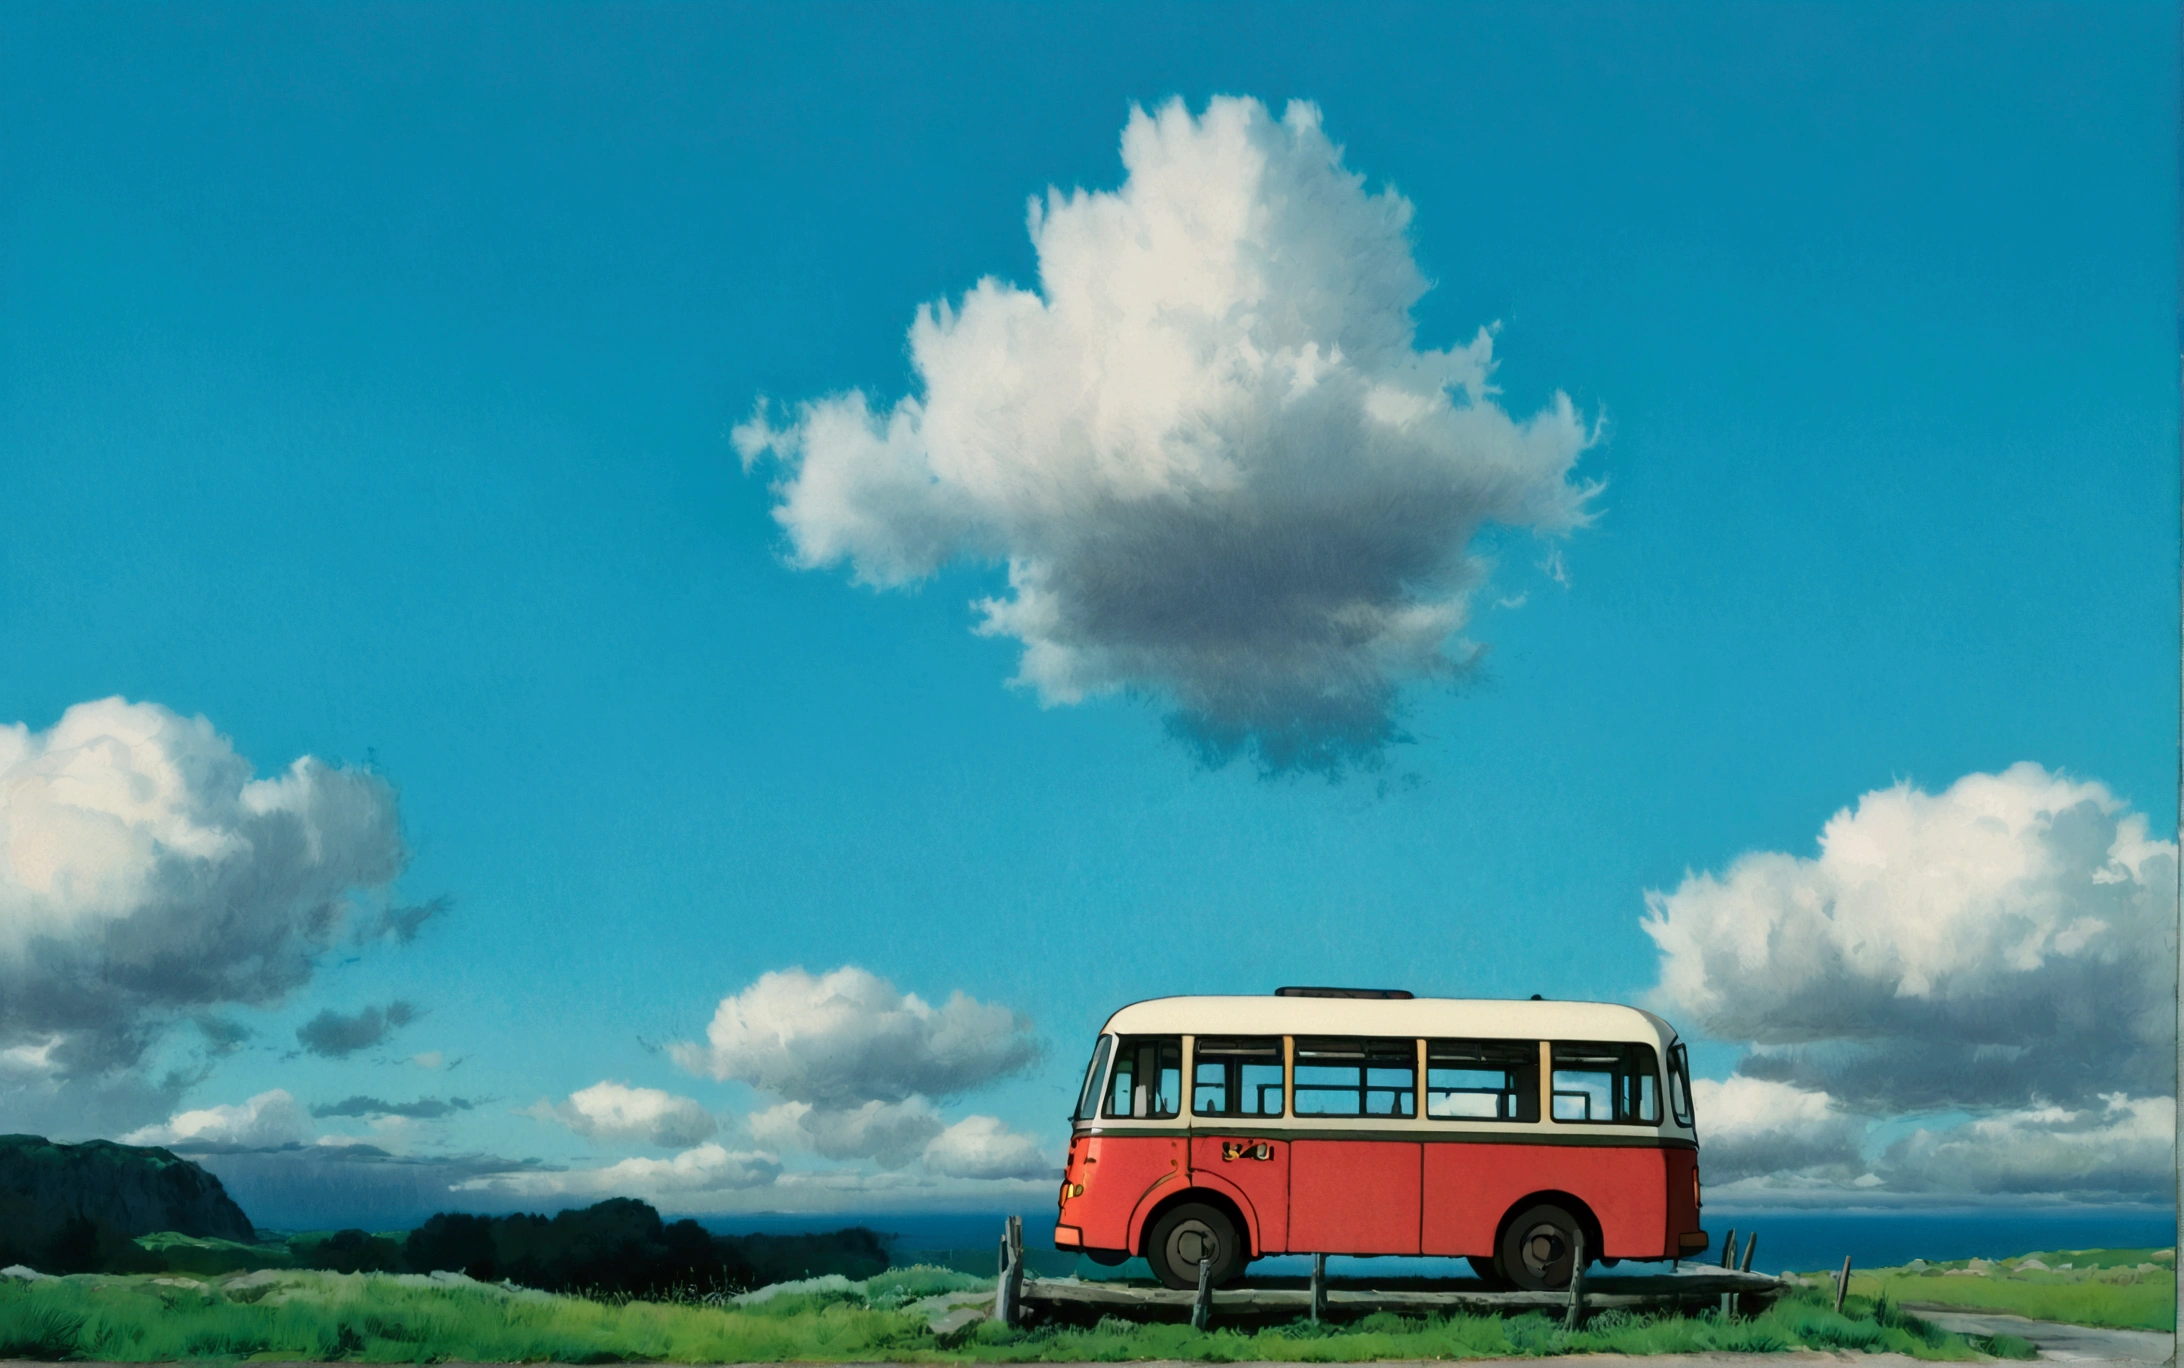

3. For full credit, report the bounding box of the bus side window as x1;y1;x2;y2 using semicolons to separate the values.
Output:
1550;1042;1664;1124
1192;1036;1284;1118
1426;1039;1540;1122
1192;1055;1228;1114
1294;1037;1416;1117
1106;1036;1182;1119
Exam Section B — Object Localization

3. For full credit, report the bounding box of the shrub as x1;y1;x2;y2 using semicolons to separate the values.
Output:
404;1199;755;1297
299;1230;403;1274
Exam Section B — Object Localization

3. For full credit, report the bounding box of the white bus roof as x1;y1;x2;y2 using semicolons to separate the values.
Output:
1101;995;1678;1049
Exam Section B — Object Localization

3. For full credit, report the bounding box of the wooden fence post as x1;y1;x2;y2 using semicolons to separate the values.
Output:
1720;1223;1755;1311
1563;1227;1587;1332
1722;1231;1759;1320
1191;1256;1213;1331
1833;1256;1852;1316
1309;1252;1327;1324
992;1216;1024;1327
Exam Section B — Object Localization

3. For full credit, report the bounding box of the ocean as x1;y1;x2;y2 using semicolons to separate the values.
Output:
701;1206;2177;1279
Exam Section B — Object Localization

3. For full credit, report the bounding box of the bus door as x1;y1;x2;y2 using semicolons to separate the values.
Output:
1186;1036;1289;1253
1288;1037;1421;1255
1096;1035;1186;1251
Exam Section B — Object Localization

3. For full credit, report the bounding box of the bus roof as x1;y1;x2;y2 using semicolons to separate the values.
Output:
1100;995;1678;1048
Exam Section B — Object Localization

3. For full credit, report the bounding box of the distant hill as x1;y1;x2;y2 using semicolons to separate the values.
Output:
0;1134;256;1271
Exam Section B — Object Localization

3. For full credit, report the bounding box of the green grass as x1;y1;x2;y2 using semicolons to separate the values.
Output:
131;1232;301;1276
954;1293;1983;1362
0;1267;2005;1362
1841;1248;2176;1332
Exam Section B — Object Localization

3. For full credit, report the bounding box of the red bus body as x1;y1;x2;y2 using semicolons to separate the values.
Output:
1054;995;1704;1275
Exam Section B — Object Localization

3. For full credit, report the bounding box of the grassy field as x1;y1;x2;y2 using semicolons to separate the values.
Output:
0;1264;2031;1362
1832;1247;2176;1332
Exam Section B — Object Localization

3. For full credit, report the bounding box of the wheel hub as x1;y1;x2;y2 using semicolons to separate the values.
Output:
1168;1219;1218;1271
1520;1223;1567;1279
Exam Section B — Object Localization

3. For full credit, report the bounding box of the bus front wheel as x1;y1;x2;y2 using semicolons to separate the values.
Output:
1499;1203;1585;1292
1145;1202;1244;1290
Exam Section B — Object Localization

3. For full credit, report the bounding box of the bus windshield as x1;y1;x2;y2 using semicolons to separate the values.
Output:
1668;1041;1694;1127
1073;1036;1113;1121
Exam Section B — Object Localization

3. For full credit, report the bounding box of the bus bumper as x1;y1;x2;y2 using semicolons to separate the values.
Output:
1678;1231;1709;1255
1054;1224;1083;1248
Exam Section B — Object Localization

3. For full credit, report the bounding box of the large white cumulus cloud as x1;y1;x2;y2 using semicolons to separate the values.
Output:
738;96;1597;770
1646;763;2175;1113
671;966;1038;1107
0;698;408;1080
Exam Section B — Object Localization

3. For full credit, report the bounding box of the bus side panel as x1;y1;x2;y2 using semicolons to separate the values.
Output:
1290;1139;1422;1255
1077;1133;1185;1255
1576;1146;1670;1259
1421;1142;1672;1260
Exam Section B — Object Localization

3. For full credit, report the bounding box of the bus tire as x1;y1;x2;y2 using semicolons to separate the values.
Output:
1145;1202;1243;1290
1499;1202;1584;1291
1084;1248;1129;1267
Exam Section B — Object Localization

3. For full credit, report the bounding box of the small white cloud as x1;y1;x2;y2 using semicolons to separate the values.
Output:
410;1052;444;1070
923;1115;1052;1181
1645;763;2177;1112
456;1143;782;1202
670;966;1037;1107
738;96;1598;772
749;1097;944;1169
529;1081;718;1149
123;1089;310;1150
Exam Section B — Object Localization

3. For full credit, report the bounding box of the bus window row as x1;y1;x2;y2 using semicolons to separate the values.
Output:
1086;1035;1674;1126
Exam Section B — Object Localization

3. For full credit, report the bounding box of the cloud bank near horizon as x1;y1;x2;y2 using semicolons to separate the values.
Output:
1649;763;2177;1204
738;95;1598;772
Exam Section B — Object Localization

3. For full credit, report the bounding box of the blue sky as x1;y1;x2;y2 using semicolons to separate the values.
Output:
0;2;2175;1226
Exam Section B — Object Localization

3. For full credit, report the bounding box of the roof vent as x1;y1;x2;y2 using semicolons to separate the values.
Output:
1274;986;1414;1000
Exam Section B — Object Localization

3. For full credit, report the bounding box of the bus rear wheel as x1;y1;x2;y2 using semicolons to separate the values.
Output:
1499;1203;1585;1291
1146;1202;1243;1290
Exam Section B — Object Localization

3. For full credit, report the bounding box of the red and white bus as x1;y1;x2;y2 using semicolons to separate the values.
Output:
1053;989;1705;1290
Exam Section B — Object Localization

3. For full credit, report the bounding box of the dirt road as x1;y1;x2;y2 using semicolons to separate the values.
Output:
1900;1305;2173;1363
